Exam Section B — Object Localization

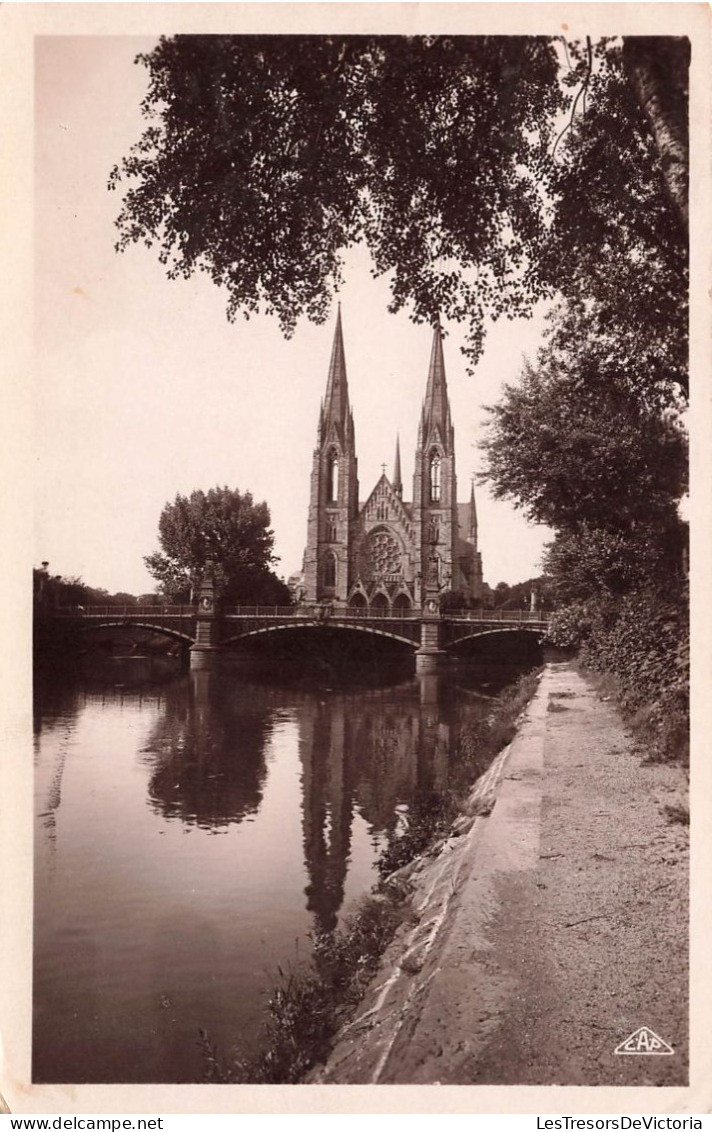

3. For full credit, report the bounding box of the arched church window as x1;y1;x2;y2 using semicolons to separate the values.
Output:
323;551;337;589
326;450;339;503
429;451;441;503
325;519;337;542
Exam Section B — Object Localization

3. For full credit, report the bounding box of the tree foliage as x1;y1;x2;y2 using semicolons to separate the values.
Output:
540;39;688;406
33;568;143;609
480;284;688;760
110;33;688;398
145;486;291;604
548;587;689;763
543;523;687;605
489;576;555;610
108;35;561;363
479;328;688;537
108;34;554;362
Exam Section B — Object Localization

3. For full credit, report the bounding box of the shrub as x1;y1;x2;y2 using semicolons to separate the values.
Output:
551;586;688;764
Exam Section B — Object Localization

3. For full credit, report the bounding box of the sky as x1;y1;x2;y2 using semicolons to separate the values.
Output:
35;35;554;596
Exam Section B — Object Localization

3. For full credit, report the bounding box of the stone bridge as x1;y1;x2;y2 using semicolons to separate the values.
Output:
48;604;552;673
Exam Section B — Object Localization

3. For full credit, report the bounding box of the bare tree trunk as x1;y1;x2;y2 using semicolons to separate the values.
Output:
622;36;690;238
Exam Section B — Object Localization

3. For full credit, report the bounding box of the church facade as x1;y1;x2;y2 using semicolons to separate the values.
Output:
300;311;484;613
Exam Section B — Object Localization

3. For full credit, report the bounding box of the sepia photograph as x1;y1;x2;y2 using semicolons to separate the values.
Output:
1;1;710;1116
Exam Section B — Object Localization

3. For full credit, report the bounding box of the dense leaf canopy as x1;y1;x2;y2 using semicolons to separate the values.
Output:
540;40;688;404
111;35;561;362
479;329;688;535
543;523;686;603
111;33;688;396
145;486;290;604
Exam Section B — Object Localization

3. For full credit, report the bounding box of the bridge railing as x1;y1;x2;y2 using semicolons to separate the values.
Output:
446;608;552;623
52;604;552;624
53;605;196;617
222;606;425;619
222;605;302;618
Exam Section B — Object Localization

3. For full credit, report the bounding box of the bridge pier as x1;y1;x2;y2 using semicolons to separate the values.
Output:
190;644;220;670
190;567;220;670
415;599;445;674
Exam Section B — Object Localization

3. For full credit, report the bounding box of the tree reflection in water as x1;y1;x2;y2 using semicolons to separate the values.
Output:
138;666;504;937
32;654;530;1082
141;671;273;829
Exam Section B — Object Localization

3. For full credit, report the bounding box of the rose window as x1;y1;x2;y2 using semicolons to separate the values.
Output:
364;529;401;578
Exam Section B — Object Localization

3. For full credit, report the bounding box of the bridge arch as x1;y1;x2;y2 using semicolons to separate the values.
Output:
447;626;547;649
221;621;418;651
78;620;195;645
446;626;547;665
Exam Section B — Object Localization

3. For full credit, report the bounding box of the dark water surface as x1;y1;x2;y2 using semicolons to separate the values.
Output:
33;655;528;1083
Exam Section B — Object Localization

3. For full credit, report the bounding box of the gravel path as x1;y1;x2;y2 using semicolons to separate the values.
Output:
460;663;688;1087
316;662;688;1086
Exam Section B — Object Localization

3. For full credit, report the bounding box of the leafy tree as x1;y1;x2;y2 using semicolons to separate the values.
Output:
479;318;688;537
540;41;688;407
145;486;292;605
543;523;686;605
110;35;561;363
490;576;555;610
33;569;87;609
479;292;688;760
489;581;513;610
110;33;688;401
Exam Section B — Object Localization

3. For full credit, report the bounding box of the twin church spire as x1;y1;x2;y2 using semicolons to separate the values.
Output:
303;309;483;610
319;309;455;475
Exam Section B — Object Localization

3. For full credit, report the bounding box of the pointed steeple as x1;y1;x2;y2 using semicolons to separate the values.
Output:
421;321;453;446
469;477;478;541
322;304;350;433
393;434;402;497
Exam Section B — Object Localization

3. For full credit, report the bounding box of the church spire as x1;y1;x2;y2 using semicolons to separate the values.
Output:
322;304;350;432
421;321;453;447
393;434;402;498
469;477;478;542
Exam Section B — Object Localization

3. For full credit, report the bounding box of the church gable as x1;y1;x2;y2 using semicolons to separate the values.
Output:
360;475;414;540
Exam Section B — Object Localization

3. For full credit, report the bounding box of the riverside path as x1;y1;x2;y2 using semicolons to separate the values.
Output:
313;661;689;1087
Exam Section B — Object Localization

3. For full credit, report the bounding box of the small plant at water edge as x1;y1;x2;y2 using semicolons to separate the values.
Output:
197;885;412;1084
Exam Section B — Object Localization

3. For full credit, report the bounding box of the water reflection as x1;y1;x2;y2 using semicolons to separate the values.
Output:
142;672;272;828
33;658;527;1082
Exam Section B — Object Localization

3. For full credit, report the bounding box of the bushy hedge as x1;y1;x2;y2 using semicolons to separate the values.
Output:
548;587;688;763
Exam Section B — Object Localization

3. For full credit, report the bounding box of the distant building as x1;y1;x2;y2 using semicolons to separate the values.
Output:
300;311;484;612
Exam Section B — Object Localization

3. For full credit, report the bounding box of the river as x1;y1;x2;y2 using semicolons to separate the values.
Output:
33;654;532;1083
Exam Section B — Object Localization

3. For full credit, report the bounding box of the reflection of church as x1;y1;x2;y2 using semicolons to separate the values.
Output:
300;311;484;612
297;677;454;934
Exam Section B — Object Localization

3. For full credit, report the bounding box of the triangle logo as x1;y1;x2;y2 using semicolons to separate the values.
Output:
614;1026;674;1056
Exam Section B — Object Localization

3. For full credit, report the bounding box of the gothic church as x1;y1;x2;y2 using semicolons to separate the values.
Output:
300;311;484;612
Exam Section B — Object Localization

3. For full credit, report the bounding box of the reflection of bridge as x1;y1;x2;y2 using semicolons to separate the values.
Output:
50;604;551;672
